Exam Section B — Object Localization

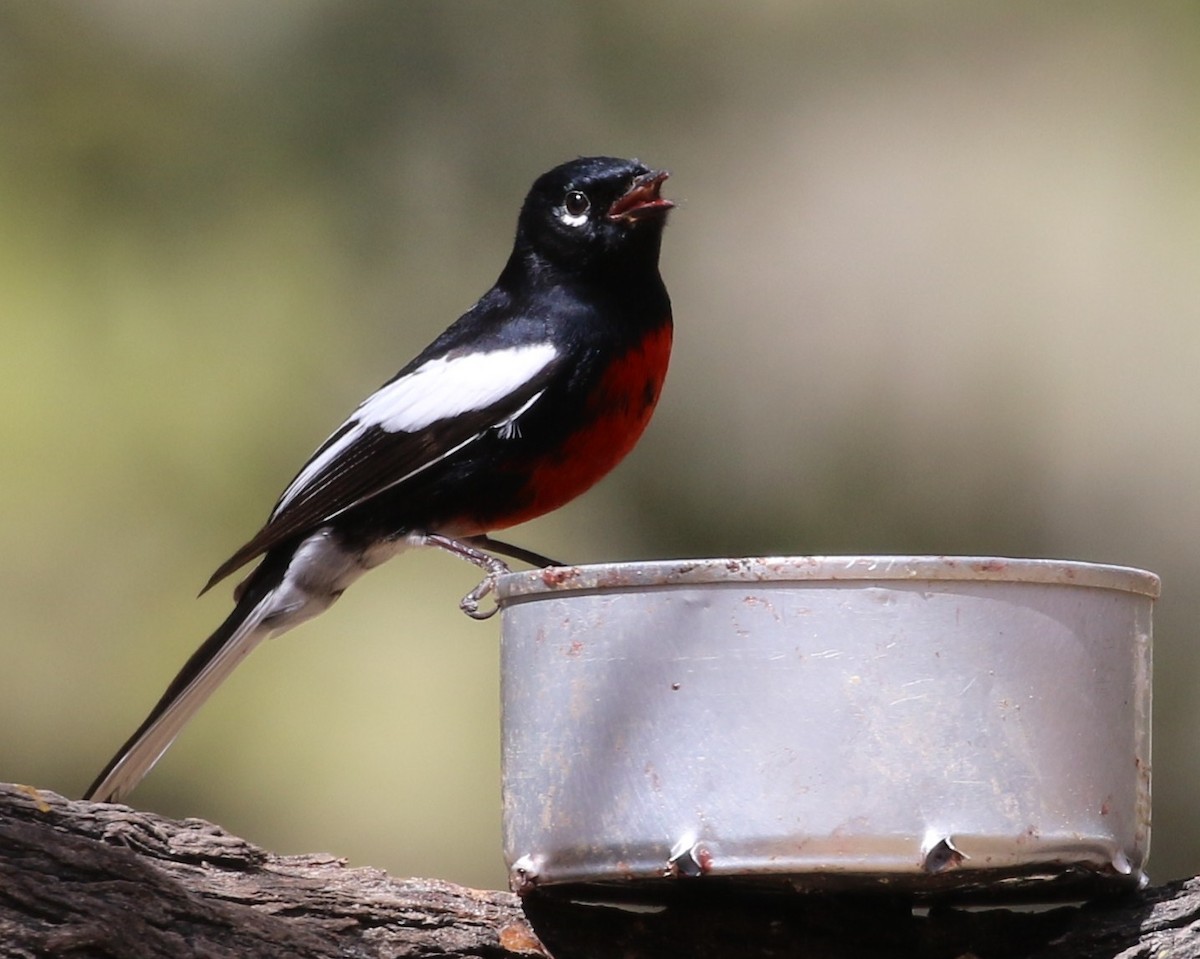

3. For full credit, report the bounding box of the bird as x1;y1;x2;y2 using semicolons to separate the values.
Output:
84;155;674;804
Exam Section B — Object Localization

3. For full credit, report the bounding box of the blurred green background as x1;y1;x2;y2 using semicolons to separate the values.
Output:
3;1;1198;890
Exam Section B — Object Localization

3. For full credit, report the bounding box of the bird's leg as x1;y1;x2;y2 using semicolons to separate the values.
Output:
462;534;562;569
420;534;513;620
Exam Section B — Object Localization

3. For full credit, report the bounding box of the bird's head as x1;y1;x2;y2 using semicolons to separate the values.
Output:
514;156;673;277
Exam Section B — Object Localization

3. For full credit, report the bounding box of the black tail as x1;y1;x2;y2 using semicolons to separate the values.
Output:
84;553;290;803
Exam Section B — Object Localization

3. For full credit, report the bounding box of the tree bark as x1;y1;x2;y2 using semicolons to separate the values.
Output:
2;783;1197;959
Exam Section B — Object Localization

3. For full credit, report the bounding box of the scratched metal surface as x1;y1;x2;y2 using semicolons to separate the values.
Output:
496;556;1156;899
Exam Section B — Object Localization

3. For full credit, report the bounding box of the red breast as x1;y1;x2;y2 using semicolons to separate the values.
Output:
489;321;673;531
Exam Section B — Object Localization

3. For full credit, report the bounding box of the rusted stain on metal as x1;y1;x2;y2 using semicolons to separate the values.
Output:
922;837;968;874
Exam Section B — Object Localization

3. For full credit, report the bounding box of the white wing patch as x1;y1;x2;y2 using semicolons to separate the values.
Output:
359;343;558;433
274;342;558;514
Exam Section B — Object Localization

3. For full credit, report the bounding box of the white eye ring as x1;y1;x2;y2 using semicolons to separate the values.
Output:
559;189;590;228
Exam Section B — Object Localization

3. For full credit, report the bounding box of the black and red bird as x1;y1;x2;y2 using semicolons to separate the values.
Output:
85;156;674;803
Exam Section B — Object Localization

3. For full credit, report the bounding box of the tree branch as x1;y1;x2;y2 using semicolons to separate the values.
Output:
0;783;543;958
2;782;1198;959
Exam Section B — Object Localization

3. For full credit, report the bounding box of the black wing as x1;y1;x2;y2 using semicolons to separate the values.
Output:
203;349;563;592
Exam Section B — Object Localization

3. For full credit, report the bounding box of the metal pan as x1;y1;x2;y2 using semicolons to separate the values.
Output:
496;556;1157;900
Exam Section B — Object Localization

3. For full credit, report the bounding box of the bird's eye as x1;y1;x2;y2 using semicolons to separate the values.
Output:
564;190;590;217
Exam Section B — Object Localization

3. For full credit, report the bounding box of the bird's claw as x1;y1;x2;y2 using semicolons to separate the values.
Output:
460;574;501;620
417;533;511;619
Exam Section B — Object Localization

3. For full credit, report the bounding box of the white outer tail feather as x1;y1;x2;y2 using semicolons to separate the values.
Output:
86;596;278;804
87;528;394;803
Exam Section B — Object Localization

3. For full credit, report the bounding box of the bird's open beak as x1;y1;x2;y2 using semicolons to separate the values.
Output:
608;170;673;222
